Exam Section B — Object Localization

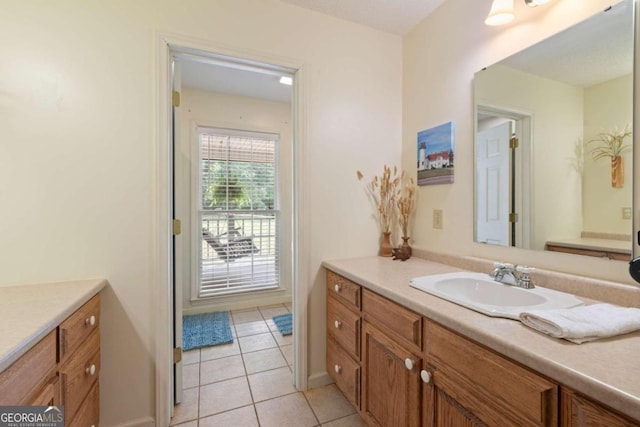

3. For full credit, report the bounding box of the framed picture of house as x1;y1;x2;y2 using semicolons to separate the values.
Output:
417;121;454;185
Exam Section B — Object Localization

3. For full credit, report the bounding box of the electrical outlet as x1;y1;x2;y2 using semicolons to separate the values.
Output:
623;207;632;220
433;209;443;229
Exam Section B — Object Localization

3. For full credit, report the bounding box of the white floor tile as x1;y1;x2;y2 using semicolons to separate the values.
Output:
200;354;246;385
199;377;252;418
243;347;287;374
255;392;318;427
248;366;296;402
238;332;277;353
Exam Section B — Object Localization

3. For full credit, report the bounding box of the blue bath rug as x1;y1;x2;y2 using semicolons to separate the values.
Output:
273;313;292;336
183;311;233;351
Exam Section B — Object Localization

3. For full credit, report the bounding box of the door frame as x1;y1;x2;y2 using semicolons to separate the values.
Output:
154;32;309;426
475;103;533;249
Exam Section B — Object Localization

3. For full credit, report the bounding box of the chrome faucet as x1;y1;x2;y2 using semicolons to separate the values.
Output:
489;262;535;289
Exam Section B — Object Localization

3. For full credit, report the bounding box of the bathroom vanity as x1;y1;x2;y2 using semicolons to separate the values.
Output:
324;257;640;426
0;279;106;426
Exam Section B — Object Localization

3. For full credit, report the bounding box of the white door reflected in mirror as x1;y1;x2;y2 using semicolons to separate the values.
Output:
476;120;511;246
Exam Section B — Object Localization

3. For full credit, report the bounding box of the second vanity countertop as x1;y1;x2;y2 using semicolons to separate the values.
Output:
545;237;631;255
0;278;108;372
322;256;640;421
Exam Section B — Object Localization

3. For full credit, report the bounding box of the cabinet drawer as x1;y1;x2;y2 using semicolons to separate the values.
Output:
59;295;100;362
0;330;57;405
425;320;557;426
327;336;360;409
70;382;100;427
327;295;361;359
362;289;422;353
327;270;361;310
60;329;100;424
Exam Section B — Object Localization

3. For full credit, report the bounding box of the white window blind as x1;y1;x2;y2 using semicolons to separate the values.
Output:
198;127;280;297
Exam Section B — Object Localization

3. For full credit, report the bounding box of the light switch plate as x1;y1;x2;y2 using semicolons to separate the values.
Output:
433;209;443;229
623;207;632;220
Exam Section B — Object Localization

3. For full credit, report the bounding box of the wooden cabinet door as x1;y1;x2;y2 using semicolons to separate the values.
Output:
361;321;421;427
561;389;640;427
423;369;489;427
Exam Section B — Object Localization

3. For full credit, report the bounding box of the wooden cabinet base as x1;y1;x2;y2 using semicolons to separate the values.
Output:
561;389;639;427
70;382;100;427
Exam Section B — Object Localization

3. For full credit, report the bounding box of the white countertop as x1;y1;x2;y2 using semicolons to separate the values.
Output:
0;278;107;372
322;256;640;421
546;237;631;254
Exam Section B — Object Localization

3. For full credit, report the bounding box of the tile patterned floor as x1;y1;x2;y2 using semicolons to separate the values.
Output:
171;304;366;427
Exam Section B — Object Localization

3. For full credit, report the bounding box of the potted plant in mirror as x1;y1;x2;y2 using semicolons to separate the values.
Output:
588;125;632;188
357;166;401;257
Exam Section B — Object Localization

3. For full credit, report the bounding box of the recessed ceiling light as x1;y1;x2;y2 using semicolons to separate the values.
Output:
279;76;293;86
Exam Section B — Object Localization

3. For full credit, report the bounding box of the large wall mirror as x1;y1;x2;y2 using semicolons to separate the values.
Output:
474;0;634;261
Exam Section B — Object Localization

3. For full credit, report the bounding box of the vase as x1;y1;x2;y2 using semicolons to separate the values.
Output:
379;232;393;257
401;236;412;258
611;156;624;188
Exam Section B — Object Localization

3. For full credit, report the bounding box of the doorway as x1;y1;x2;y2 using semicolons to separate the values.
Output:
476;106;532;249
155;35;307;427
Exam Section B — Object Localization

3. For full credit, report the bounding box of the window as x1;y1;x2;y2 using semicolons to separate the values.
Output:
197;127;280;297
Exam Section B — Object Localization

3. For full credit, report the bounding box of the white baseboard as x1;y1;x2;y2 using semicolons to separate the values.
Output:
307;371;333;389
110;416;155;427
183;293;292;315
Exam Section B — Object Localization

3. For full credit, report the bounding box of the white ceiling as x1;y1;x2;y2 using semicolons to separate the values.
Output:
499;0;633;87
281;0;447;35
181;60;293;103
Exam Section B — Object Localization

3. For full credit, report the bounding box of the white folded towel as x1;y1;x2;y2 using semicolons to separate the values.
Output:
519;303;640;344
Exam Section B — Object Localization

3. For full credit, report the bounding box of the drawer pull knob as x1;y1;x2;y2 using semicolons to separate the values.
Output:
85;315;96;326
404;358;415;371
86;364;96;376
334;364;342;374
420;370;432;383
334;320;341;329
334;284;341;293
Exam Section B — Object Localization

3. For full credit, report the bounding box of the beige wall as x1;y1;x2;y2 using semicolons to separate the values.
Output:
178;88;293;313
475;64;584;250
403;0;632;284
0;0;402;425
583;74;634;234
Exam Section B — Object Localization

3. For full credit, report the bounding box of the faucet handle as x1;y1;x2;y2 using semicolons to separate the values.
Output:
493;261;511;269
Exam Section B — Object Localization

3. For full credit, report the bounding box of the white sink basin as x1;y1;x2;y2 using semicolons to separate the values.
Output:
410;271;584;319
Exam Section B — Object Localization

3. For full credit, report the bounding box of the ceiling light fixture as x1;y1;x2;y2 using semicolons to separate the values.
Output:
485;0;515;26
486;0;553;26
279;76;293;85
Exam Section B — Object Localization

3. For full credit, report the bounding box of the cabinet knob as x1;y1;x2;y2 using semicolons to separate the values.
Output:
404;358;415;371
334;364;342;374
85;315;96;326
334;284;341;293
420;370;432;383
86;364;96;376
334;320;341;329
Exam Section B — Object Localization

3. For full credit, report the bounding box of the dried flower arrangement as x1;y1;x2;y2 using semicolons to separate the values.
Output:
588;125;632;160
356;165;401;233
397;178;416;238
